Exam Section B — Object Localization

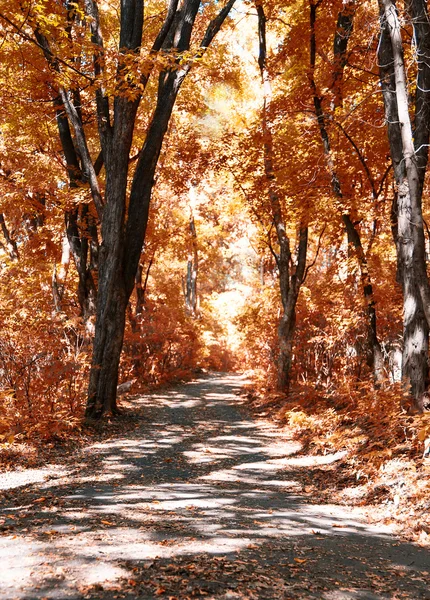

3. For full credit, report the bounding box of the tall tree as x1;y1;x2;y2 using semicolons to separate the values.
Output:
86;0;236;418
1;0;236;418
256;2;308;391
378;0;430;409
308;0;384;382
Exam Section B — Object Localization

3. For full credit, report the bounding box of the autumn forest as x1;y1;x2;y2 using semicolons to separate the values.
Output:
0;0;429;425
2;0;430;584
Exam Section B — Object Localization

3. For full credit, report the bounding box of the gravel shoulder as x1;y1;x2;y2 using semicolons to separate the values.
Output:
0;373;429;599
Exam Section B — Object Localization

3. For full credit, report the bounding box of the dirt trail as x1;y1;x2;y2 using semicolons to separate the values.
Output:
0;374;429;599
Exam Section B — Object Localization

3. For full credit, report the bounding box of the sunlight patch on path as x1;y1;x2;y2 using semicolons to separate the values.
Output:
0;467;70;491
0;374;429;599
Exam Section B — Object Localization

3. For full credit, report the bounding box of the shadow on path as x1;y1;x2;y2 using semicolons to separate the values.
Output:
0;374;429;599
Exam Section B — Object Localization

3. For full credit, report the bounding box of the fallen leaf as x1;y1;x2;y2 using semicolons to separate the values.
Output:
155;587;166;595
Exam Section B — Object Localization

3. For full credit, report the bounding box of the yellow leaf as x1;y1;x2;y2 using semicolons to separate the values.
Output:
418;428;428;442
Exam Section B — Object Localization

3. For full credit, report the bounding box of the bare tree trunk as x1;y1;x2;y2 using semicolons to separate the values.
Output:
378;0;430;409
276;227;308;392
33;29;101;323
65;206;98;323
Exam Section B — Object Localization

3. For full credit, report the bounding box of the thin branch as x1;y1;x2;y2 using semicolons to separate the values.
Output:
60;89;104;218
333;119;377;198
303;224;325;284
376;163;392;197
0;12;94;82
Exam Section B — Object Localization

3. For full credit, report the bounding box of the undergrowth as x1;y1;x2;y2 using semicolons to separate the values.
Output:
244;378;430;546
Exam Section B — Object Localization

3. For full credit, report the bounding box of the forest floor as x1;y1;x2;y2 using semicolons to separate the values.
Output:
1;373;430;599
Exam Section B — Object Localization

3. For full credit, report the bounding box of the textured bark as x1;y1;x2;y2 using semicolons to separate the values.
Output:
276;228;308;392
406;0;430;195
309;0;384;382
378;1;430;409
65;206;98;321
85;0;236;419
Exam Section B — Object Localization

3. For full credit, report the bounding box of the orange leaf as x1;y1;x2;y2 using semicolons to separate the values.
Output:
155;587;166;595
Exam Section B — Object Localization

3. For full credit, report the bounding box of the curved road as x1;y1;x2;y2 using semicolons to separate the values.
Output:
0;374;429;599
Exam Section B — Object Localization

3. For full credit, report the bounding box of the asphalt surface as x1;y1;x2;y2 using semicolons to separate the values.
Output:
0;374;429;599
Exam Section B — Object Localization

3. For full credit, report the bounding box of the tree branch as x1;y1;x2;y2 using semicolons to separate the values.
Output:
0;11;94;81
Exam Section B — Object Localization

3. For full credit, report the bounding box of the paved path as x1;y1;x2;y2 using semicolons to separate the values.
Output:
0;374;429;599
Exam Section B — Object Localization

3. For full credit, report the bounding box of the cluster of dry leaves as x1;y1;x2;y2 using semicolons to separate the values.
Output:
245;381;430;547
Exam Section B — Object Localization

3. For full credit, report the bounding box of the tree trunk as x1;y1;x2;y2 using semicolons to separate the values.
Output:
185;209;198;315
379;0;430;409
34;29;101;322
86;91;145;418
276;227;308;392
406;0;430;196
86;272;128;418
85;0;236;419
65;207;98;323
277;309;296;392
256;3;308;392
